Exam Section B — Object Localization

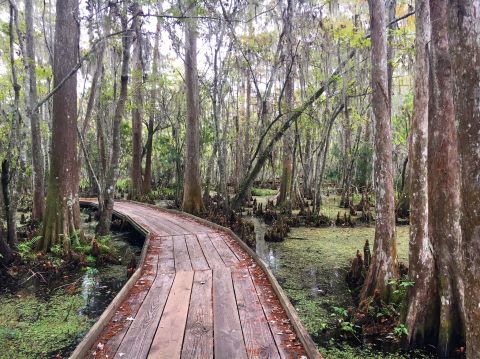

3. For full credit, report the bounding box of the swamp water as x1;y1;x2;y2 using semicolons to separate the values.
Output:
250;217;434;359
0;211;143;359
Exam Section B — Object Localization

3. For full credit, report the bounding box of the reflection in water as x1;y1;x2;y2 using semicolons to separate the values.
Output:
250;215;355;321
248;216;280;271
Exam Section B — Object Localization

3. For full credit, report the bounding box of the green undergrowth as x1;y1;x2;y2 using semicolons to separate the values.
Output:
0;292;93;359
322;345;431;359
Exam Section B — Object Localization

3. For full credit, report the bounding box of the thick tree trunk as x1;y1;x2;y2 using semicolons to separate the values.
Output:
25;0;45;222
361;0;398;302
449;0;480;355
130;13;144;199
403;0;437;347
182;2;205;215
427;1;465;355
39;0;80;252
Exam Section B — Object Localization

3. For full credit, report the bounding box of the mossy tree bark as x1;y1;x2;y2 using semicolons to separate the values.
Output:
39;0;80;252
360;0;398;303
449;0;480;355
182;1;205;215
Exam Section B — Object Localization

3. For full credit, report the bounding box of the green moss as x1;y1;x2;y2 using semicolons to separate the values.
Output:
0;292;93;358
251;187;278;197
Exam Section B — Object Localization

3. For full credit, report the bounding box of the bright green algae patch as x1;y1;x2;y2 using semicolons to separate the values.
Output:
256;225;410;357
0;292;93;359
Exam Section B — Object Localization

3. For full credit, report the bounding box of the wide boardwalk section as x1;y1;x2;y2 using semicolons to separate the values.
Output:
74;200;320;359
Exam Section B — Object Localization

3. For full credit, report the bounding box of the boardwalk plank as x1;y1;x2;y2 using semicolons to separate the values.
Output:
213;268;248;359
173;235;193;271
232;268;280;359
115;272;175;358
197;233;225;269
157;236;175;274
185;234;210;271
181;270;214;359
148;271;194;359
250;267;303;359
95;251;159;357
209;232;239;267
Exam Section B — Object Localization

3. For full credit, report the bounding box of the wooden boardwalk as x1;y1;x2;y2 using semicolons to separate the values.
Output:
73;200;321;359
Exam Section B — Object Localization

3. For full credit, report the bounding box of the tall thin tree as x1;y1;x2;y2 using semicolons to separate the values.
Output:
130;8;144;199
25;0;45;221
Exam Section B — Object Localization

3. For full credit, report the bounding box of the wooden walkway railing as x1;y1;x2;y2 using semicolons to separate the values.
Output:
72;200;321;359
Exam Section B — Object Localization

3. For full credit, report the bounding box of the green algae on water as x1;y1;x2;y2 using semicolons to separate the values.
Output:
0;292;93;359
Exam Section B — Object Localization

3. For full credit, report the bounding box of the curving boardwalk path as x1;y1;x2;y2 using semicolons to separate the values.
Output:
73;200;321;359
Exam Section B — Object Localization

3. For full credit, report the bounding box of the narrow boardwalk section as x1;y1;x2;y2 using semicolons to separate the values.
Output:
78;201;315;359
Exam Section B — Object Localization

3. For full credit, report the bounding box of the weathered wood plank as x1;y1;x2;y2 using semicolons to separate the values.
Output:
185;234;210;271
232;268;280;359
157;236;175;274
115;272;175;358
93;250;159;358
209;232;239;267
173;235;193;271
213;268;248;359
197;233;225;269
148;271;194;359
181;270;214;359
249;266;305;359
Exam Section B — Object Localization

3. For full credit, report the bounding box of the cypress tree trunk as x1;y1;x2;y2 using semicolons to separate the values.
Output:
39;0;80;252
278;0;295;208
97;4;135;235
143;15;161;194
130;11;144;199
361;0;398;302
182;1;205;215
25;0;45;222
427;0;465;355
403;0;437;346
449;0;480;355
